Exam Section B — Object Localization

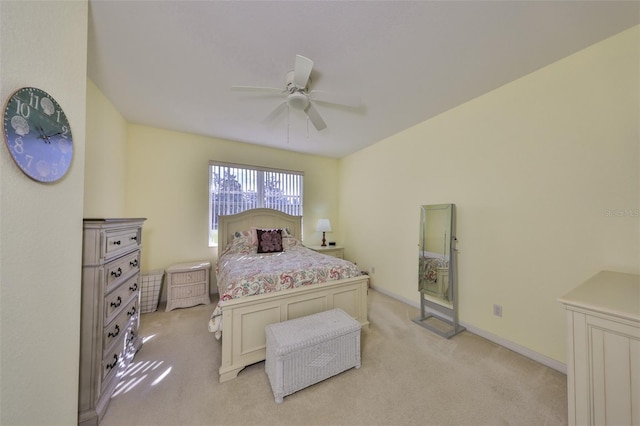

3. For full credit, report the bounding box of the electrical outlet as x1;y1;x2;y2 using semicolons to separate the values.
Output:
371;266;376;274
493;304;503;317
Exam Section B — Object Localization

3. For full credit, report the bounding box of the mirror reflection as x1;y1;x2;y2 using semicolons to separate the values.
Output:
418;204;452;305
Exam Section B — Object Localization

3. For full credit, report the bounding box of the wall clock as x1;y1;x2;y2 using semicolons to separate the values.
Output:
2;87;73;183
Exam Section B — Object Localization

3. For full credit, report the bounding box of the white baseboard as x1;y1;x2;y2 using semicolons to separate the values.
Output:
372;284;420;308
460;322;566;374
370;285;567;374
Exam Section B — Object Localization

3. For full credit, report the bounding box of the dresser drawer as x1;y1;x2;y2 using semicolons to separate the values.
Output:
102;335;124;384
103;298;139;354
103;227;141;260
101;318;138;386
105;274;139;324
105;251;140;293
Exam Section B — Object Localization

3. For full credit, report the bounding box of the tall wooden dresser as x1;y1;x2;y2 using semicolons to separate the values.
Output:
79;218;146;425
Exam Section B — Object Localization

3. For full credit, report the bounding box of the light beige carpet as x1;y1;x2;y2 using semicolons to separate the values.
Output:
100;289;567;426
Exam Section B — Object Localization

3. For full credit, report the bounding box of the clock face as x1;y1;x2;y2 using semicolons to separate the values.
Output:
2;87;73;183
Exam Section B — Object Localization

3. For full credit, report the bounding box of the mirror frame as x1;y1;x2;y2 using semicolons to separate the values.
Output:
413;203;465;338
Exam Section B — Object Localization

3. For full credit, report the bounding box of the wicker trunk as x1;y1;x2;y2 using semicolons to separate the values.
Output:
265;308;361;403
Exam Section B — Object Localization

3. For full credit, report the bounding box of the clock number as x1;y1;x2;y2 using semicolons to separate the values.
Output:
29;92;40;111
51;162;59;177
24;154;34;169
61;125;69;139
12;137;24;154
14;99;30;119
56;110;61;123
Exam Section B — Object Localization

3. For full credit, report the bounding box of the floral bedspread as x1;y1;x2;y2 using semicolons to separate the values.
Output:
208;234;361;338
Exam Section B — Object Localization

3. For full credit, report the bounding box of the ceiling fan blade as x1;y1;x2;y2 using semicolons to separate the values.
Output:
304;103;327;131
231;85;283;94
293;55;313;88
263;101;288;124
309;90;361;108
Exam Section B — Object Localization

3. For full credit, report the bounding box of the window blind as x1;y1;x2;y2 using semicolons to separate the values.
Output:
209;162;303;246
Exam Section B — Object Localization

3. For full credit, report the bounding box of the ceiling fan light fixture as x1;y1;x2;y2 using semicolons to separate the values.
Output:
287;92;309;110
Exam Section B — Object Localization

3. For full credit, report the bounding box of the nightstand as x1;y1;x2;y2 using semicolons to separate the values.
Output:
165;261;211;311
307;245;344;259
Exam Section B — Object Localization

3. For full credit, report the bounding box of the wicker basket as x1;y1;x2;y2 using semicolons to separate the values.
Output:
140;270;164;313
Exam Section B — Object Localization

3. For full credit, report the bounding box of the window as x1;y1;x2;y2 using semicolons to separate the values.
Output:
209;162;303;246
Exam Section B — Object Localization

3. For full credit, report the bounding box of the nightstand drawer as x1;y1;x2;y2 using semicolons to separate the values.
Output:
306;246;344;259
319;248;343;259
170;282;207;299
171;269;206;285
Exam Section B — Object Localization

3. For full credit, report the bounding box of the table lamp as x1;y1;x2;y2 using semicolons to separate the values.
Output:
316;219;332;247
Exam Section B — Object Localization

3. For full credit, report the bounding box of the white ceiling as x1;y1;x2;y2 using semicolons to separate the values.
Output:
87;1;640;158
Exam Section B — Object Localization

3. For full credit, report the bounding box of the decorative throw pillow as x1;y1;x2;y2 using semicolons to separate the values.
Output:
256;228;283;253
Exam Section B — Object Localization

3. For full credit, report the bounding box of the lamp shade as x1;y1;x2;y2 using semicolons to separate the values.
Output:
316;219;332;233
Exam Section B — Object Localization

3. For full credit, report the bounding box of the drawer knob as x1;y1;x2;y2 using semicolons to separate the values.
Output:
129;282;138;292
130;259;138;268
130;236;138;241
112;240;121;246
106;354;118;371
111;268;122;278
110;296;122;308
108;324;120;338
127;306;136;317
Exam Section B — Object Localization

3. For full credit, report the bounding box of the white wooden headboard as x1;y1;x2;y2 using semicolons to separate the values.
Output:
218;208;302;250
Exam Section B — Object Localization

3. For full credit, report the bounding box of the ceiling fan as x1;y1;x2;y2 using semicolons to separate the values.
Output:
231;54;361;131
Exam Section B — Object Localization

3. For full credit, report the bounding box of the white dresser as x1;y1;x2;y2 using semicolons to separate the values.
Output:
165;261;211;311
79;218;146;426
559;271;640;426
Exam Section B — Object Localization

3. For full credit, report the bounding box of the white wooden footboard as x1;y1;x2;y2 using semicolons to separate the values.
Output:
219;275;369;382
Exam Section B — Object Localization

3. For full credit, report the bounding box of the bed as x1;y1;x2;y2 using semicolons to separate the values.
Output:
208;208;369;382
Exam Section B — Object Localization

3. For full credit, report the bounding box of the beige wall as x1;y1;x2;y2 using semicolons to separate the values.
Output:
84;79;128;217
0;1;88;424
123;125;340;280
339;26;639;366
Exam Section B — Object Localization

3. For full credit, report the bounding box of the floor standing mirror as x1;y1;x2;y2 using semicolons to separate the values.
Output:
413;203;465;338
